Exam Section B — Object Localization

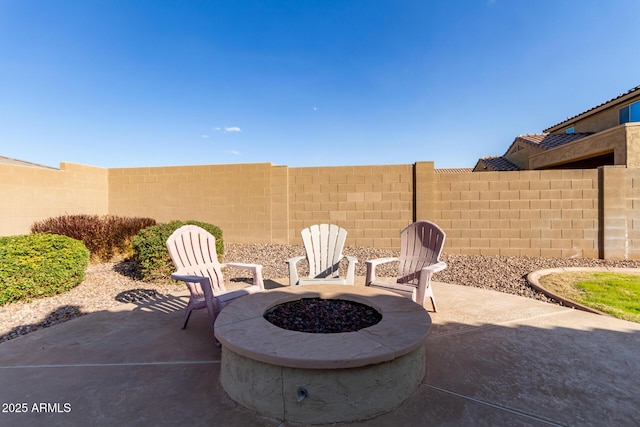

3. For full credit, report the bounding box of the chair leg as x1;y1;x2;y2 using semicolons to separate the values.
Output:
182;307;193;329
430;296;438;313
208;311;220;346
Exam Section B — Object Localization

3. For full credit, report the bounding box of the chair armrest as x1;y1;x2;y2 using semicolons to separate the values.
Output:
171;273;210;285
286;256;306;286
417;261;447;289
366;257;399;268
365;257;399;285
286;256;306;265
422;261;447;275
223;262;262;272
417;262;447;288
223;263;264;289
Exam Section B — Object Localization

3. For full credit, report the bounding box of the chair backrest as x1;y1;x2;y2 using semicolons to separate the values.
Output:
166;225;226;295
397;221;446;285
301;224;348;279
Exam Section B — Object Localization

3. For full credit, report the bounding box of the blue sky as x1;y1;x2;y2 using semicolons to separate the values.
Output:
1;1;639;169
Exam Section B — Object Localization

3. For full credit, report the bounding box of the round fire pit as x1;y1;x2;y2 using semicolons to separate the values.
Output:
264;297;382;333
214;285;431;424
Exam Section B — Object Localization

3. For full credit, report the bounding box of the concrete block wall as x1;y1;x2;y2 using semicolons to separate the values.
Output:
430;169;600;258
599;166;640;259
270;165;290;245
630;168;640;258
2;159;639;259
288;165;414;248
108;163;278;244
0;162;108;236
625;124;640;168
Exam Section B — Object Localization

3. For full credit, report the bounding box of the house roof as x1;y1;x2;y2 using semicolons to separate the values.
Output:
474;156;521;172
475;133;593;172
515;133;592;150
434;167;473;174
0;155;57;169
544;84;640;132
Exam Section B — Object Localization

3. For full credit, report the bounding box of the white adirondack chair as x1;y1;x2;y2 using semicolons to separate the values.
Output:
166;225;264;340
365;220;446;312
287;224;358;286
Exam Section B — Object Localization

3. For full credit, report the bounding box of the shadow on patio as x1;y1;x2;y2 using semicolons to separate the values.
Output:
0;281;638;426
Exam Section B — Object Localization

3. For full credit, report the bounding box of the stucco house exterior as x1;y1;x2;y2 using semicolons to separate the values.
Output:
474;85;640;171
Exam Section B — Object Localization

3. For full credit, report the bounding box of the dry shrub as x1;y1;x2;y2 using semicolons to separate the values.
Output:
31;215;156;262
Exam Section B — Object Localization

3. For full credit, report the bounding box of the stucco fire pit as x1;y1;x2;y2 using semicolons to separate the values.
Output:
214;284;432;424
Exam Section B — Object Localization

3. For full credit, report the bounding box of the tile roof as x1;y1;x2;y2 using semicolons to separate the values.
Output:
515;133;592;150
544;84;640;132
474;156;521;172
434;168;473;174
0;155;57;169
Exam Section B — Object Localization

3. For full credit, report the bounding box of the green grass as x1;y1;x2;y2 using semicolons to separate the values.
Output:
539;272;640;323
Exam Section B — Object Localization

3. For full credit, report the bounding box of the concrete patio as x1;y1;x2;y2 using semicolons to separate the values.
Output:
1;279;638;426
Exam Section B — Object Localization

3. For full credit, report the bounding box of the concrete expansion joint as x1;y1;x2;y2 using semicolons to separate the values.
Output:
0;360;221;369
426;323;504;340
423;384;564;426
427;310;575;342
497;308;583;326
279;366;286;420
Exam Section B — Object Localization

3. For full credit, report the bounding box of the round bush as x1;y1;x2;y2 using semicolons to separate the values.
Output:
0;234;90;305
132;220;224;282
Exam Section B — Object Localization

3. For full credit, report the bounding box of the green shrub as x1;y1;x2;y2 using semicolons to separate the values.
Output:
0;234;90;305
132;220;224;282
31;215;156;262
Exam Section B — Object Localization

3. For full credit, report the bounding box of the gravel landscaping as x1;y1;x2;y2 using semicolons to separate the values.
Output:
3;242;640;343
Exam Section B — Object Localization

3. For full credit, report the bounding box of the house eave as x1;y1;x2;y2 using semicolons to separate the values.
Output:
544;85;640;133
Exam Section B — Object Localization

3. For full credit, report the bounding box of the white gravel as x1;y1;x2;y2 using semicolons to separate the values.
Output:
2;243;640;343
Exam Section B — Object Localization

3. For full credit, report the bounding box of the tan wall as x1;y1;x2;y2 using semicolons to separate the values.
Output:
108;162;415;248
0;162;108;236
504;142;540;169
571;107;620;133
561;94;640;134
288;164;415;248
530;125;630;169
599;166;640;259
108;163;282;244
431;169;599;258
629;168;640;258
2;159;640;260
624;124;640;168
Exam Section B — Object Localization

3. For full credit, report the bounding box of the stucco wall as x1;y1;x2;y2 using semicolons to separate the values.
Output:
555;94;640;134
504;142;540;169
530;125;630;169
570;107;620;133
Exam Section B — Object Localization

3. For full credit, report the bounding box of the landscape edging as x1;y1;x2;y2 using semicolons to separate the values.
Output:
525;267;640;316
